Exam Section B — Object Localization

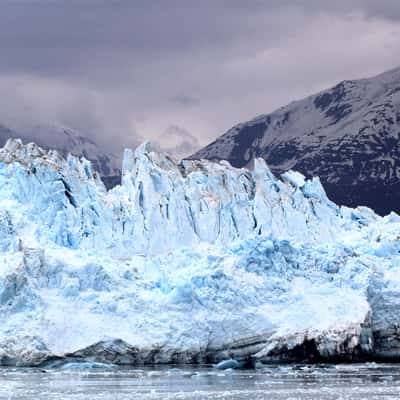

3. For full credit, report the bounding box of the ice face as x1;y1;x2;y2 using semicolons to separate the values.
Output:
0;138;399;366
0;138;348;256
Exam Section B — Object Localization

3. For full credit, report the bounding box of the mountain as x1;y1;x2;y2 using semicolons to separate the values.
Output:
191;67;400;215
0;122;120;186
0;138;400;366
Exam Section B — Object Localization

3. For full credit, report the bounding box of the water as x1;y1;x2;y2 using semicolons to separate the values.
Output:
1;363;400;399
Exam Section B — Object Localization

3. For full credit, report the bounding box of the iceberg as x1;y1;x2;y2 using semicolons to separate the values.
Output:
0;138;399;366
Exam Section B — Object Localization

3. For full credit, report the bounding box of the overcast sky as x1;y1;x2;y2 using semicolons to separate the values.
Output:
0;0;400;158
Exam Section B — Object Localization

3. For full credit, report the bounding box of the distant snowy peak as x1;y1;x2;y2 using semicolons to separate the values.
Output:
0;122;120;180
192;67;400;215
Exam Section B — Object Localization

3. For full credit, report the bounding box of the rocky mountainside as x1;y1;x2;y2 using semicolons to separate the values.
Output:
0;139;400;366
0;122;120;186
192;67;400;215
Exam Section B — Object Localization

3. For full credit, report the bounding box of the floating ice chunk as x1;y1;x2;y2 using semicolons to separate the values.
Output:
59;361;117;370
215;359;243;370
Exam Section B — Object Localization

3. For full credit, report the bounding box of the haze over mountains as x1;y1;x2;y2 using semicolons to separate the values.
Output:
192;67;400;216
0;122;120;187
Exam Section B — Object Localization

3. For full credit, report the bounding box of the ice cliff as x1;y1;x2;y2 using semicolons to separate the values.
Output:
0;138;400;366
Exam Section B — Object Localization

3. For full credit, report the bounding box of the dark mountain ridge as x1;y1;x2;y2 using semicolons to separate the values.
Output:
191;67;400;215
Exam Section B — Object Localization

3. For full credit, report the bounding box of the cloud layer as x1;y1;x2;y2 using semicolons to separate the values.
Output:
0;1;399;158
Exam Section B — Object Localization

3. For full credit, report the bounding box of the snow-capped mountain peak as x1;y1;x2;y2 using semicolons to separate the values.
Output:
192;67;400;215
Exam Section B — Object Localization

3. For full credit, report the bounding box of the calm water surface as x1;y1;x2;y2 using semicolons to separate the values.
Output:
1;363;400;399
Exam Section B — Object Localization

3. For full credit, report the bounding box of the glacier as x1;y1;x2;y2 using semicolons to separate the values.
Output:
0;138;400;366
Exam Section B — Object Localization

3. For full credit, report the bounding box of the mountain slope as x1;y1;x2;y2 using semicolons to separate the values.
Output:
192;67;400;215
0;122;120;185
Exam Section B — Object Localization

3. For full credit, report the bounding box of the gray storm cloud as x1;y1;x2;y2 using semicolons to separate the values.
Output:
0;0;399;157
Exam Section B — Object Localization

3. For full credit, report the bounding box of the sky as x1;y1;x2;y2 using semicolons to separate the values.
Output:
0;0;400;159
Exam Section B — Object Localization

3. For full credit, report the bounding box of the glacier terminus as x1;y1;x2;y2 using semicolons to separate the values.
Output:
0;138;400;367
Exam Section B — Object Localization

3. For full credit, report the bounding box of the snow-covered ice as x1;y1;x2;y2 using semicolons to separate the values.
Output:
0;138;399;366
